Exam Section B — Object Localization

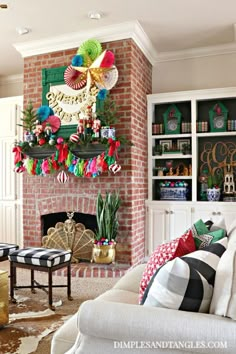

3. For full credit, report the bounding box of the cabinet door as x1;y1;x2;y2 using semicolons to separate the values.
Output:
168;206;191;240
146;203;192;256
146;205;167;256
191;204;236;229
215;205;236;229
191;205;219;224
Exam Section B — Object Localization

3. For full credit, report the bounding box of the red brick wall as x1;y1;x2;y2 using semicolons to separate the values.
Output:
23;39;152;265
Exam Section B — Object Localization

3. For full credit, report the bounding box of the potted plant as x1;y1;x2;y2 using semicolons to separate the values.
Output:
96;95;121;139
206;169;223;201
91;191;121;264
18;101;38;143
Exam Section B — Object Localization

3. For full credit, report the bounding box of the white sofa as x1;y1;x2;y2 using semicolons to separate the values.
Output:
51;222;236;354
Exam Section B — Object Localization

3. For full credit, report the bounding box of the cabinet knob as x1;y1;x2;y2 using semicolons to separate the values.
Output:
165;210;169;214
212;211;217;215
169;210;174;214
217;212;221;215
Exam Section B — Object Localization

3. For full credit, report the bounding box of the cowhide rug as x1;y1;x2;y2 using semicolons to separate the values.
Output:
0;273;117;354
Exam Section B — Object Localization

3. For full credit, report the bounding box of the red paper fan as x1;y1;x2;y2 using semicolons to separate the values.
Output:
64;65;86;90
42;115;61;133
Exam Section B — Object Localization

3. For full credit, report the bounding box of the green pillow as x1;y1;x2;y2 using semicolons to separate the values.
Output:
194;228;226;249
190;219;209;238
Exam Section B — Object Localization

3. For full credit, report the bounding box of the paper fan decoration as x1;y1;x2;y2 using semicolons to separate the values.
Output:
42;115;61;133
64;65;86;90
96;66;119;90
77;39;102;61
100;51;115;68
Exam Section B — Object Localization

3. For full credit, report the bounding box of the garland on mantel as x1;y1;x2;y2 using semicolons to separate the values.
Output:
13;138;121;181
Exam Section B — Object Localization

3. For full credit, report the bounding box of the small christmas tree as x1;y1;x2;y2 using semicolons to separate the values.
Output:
18;101;38;132
96;95;121;127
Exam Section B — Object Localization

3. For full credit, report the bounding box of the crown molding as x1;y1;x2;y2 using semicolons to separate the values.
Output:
13;20;157;66
155;41;236;63
0;74;23;85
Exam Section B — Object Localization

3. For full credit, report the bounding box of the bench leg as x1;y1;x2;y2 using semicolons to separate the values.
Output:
48;268;54;310
10;262;17;303
67;263;73;301
31;269;36;294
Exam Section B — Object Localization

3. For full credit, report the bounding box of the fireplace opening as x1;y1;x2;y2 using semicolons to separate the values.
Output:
41;212;97;236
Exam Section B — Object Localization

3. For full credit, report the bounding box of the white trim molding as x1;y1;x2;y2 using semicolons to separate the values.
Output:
155;41;236;63
0;74;23;86
13;20;158;66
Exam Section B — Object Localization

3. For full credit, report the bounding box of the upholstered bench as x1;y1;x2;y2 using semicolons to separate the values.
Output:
0;243;19;262
8;247;73;310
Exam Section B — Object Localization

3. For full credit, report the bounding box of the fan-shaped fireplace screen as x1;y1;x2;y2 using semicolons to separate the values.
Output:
42;212;96;263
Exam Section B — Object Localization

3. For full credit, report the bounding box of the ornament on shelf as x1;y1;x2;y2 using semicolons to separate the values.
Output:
209;102;227;132
49;136;56;145
199;169;209;201
223;165;235;195
69;133;80;143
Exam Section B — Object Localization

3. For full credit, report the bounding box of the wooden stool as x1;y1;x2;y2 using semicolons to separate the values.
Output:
8;247;73;310
0;243;19;262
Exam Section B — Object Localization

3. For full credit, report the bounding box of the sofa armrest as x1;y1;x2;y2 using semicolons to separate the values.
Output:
78;300;236;352
113;264;146;293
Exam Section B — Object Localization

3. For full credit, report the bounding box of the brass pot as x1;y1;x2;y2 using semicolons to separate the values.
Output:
91;243;116;264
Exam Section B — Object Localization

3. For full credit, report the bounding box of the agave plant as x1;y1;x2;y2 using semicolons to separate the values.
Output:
95;191;121;243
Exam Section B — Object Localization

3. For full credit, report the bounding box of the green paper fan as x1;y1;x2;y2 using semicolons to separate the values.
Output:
77;39;102;61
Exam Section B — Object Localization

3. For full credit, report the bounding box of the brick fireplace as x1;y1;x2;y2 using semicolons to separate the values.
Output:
22;38;152;266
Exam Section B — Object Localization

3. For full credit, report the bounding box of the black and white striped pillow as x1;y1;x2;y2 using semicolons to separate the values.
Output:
141;237;227;312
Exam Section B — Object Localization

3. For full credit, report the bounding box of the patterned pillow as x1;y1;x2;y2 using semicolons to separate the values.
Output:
139;229;196;303
141;237;227;313
190;219;209;239
190;218;226;249
194;228;226;249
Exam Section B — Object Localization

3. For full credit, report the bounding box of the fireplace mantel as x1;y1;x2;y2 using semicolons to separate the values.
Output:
24;143;106;159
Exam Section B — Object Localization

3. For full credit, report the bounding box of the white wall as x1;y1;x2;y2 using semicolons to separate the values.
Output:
1;53;236;97
0;75;23;98
152;52;236;93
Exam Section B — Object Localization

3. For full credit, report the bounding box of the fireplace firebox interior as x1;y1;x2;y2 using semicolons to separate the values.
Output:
42;212;97;236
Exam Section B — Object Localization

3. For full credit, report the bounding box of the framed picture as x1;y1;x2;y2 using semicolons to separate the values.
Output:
177;139;190;151
160;139;172;152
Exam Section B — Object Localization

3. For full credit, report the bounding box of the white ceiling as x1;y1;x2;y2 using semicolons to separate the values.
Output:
1;0;236;78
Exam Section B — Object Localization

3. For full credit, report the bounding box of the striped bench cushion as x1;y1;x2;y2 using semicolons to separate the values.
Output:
8;247;72;267
0;243;19;258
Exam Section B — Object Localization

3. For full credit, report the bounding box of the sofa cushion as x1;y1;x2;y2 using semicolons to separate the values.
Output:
210;244;236;320
141;237;227;313
114;264;146;293
139;229;196;303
